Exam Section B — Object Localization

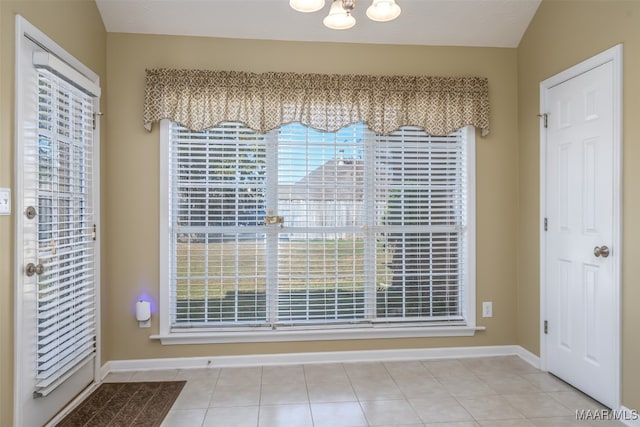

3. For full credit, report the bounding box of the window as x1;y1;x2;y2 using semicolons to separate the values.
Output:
158;121;475;343
34;68;97;392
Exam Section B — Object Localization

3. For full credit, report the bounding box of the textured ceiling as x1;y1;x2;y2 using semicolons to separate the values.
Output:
95;0;541;48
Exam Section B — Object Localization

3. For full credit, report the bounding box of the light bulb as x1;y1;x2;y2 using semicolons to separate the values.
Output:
290;0;326;13
323;0;356;30
366;0;401;22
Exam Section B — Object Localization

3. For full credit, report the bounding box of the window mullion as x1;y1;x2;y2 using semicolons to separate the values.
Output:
364;129;377;320
265;131;279;325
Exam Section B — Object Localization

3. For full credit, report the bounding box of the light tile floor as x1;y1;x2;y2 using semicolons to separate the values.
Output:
101;356;626;427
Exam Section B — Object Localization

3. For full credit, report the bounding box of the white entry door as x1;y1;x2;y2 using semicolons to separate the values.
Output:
541;46;621;409
15;17;101;427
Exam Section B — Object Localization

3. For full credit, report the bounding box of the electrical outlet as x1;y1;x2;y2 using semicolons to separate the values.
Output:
138;319;151;328
482;301;493;318
0;188;10;215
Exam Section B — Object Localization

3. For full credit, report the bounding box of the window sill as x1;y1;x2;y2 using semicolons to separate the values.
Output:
150;324;485;345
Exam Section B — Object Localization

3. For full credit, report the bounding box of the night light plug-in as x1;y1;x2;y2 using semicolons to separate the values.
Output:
136;300;151;328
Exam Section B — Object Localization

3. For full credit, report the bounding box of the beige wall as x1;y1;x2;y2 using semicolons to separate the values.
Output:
104;34;520;361
0;1;106;425
517;0;640;411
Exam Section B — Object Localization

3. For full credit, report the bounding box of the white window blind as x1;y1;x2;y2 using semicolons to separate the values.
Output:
169;123;268;326
374;129;466;321
276;124;369;324
167;121;469;332
33;69;96;392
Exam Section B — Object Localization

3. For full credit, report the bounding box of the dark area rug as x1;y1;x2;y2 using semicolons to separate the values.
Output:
56;381;186;427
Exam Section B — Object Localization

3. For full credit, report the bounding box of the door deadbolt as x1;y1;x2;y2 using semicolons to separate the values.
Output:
25;263;44;277
25;206;37;219
593;245;610;258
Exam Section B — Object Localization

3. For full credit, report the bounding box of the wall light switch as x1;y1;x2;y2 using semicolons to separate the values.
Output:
482;301;493;318
0;188;10;215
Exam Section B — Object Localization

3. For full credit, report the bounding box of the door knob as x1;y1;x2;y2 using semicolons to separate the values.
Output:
593;245;610;258
25;263;44;277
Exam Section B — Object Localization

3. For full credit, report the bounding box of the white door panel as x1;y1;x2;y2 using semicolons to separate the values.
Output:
16;17;99;427
543;58;618;409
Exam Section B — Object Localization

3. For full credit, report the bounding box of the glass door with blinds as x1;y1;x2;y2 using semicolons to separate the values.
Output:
16;17;100;427
32;66;97;392
166;121;470;332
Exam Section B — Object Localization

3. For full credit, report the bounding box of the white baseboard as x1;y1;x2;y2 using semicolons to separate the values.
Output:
514;345;541;369
103;344;531;374
99;361;111;381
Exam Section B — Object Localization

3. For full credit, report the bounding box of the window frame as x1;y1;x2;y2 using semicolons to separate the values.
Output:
155;119;478;344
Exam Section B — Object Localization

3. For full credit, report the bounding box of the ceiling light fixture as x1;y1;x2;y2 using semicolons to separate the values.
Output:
289;0;326;13
290;0;401;30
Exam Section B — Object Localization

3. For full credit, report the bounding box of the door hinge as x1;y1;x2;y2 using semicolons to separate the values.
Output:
544;217;548;231
92;224;97;241
544;320;548;334
93;112;104;130
538;113;549;128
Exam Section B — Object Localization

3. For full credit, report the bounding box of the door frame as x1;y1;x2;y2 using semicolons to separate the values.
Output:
13;15;102;426
539;44;622;409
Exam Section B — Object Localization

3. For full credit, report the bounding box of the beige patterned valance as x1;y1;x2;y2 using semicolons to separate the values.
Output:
143;68;490;136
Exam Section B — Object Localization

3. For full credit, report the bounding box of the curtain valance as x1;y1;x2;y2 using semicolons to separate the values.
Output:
143;68;490;136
